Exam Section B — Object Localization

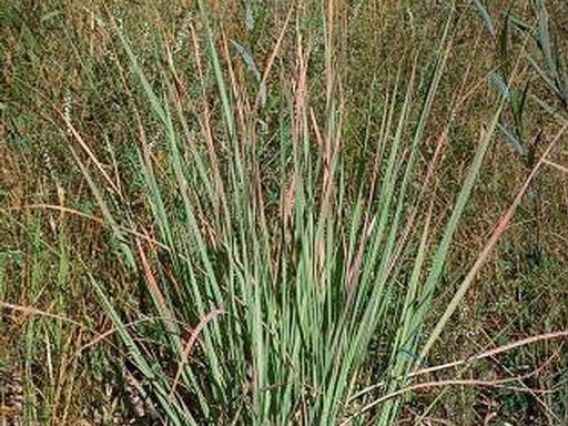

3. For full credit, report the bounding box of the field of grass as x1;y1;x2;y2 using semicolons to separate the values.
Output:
1;1;568;425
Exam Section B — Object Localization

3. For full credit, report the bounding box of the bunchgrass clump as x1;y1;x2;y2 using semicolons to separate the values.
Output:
68;3;512;424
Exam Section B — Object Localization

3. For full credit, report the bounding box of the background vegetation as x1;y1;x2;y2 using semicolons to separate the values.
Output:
1;0;567;425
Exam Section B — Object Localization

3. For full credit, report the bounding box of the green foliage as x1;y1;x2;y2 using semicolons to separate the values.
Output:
70;4;515;424
1;1;567;425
